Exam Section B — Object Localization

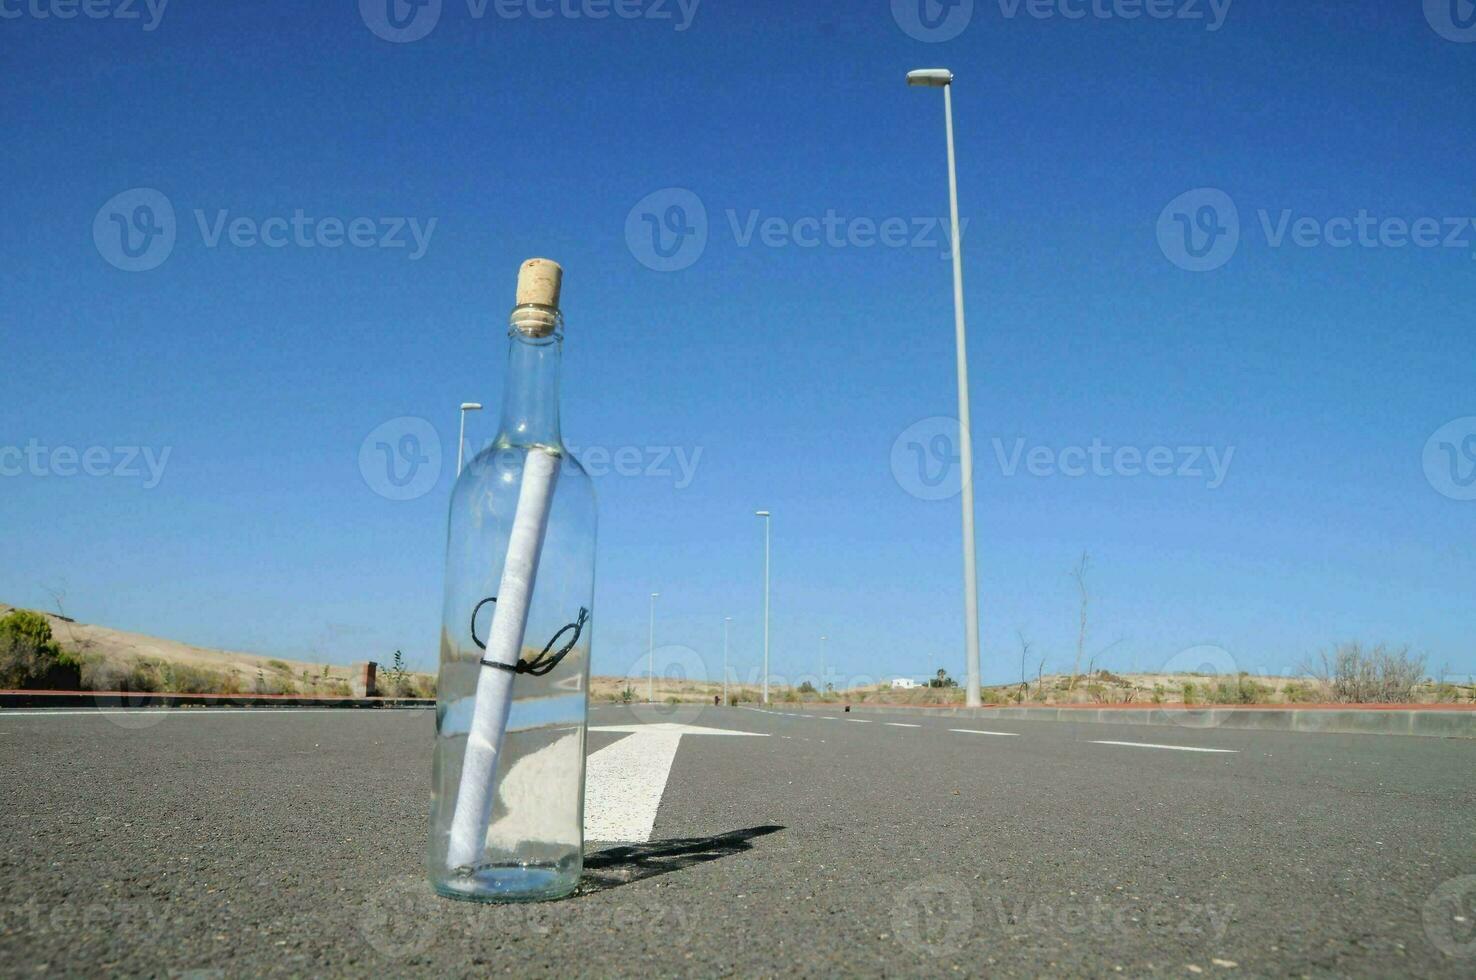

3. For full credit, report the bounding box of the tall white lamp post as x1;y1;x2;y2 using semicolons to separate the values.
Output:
456;402;483;475
907;67;982;709
755;510;771;704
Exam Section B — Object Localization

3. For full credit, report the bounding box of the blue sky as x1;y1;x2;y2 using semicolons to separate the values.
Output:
2;0;1472;685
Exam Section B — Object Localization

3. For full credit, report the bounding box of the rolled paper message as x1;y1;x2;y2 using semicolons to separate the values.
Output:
446;446;561;872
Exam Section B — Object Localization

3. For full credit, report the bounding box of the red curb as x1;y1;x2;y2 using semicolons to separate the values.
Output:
787;701;1475;713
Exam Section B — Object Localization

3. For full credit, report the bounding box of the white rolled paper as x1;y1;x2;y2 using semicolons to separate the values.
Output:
446;447;561;871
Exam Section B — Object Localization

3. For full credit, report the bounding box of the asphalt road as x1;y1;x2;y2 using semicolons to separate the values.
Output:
1;703;1473;977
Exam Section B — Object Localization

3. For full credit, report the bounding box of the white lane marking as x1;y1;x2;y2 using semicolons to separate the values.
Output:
817;716;839;721
950;729;1020;737
885;722;920;728
847;718;872;723
585;723;766;842
0;708;388;718
1089;740;1237;754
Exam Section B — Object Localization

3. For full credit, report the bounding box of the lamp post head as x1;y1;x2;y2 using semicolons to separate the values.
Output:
755;510;771;518
907;68;954;88
651;592;660;599
460;402;483;412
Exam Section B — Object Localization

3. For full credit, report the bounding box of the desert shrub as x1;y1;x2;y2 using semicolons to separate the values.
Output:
1211;673;1269;705
1181;681;1197;705
1300;643;1427;704
1151;684;1165;704
1281;681;1316;703
781;689;798;702
0;610;80;689
158;662;235;694
267;659;292;674
980;688;1003;705
797;681;817;695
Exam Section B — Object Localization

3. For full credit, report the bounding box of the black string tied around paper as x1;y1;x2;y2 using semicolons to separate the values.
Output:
471;596;588;677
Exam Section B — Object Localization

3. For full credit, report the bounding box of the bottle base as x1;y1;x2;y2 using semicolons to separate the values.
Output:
430;857;581;904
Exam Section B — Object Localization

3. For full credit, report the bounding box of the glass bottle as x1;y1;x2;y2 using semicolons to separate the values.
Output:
428;259;596;902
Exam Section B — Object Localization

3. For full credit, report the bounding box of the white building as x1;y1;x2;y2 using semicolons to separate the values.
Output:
890;677;920;690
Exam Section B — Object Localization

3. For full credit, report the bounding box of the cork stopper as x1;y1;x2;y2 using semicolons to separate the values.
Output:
510;258;563;338
516;258;562;310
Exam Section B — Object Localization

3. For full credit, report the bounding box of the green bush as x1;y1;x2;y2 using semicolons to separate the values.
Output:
1181;681;1197;705
1281;681;1316;703
0;610;80;690
1211;673;1269;705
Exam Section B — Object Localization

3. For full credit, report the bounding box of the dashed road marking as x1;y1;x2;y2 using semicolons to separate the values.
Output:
884;722;921;728
950;729;1020;737
1089;740;1237;754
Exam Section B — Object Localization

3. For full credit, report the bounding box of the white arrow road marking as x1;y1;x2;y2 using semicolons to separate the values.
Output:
586;723;767;843
950;728;1020;737
1089;740;1237;754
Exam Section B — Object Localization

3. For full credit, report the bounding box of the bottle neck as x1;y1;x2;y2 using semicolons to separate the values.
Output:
496;331;562;448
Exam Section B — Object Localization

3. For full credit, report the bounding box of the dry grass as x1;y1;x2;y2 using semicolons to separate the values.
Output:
587;669;1474;707
0;603;431;696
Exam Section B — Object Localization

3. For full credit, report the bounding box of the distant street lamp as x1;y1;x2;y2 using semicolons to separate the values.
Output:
723;616;732;706
907;67;982;709
648;592;660;703
820;634;828;693
755;510;771;704
456;402;483;475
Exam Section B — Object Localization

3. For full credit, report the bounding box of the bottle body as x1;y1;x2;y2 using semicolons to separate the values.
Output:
428;326;596;903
